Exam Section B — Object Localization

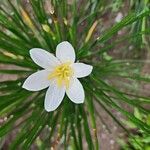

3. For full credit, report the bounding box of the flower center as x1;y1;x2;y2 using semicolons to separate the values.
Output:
48;62;73;88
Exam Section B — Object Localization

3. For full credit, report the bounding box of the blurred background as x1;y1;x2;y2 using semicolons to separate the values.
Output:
0;0;150;149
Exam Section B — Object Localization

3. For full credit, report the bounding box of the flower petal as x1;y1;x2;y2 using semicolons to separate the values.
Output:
72;63;93;78
44;82;65;112
66;78;84;103
30;48;60;69
56;41;75;63
22;70;50;91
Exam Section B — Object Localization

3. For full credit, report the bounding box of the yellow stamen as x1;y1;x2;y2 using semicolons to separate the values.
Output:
48;62;73;88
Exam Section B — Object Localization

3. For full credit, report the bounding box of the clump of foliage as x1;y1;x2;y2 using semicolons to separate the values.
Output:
119;108;150;150
0;0;149;149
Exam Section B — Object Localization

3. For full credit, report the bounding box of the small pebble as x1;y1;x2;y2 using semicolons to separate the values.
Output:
115;12;123;22
0;119;4;124
102;125;106;129
101;133;106;139
48;18;52;24
129;46;133;50
4;117;7;121
113;126;117;131
110;139;115;145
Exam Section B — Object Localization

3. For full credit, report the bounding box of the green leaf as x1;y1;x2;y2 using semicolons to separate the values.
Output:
134;108;143;121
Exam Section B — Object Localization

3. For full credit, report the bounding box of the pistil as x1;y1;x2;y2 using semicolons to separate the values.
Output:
48;62;73;88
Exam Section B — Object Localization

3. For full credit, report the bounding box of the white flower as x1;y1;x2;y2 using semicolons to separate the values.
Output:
22;41;93;112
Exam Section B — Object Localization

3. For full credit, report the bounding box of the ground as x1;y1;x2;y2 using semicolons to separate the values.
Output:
0;0;150;149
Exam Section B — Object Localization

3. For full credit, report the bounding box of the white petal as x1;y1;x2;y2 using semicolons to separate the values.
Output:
30;48;60;69
44;83;65;112
22;70;50;91
56;41;75;63
72;63;93;78
66;78;84;103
